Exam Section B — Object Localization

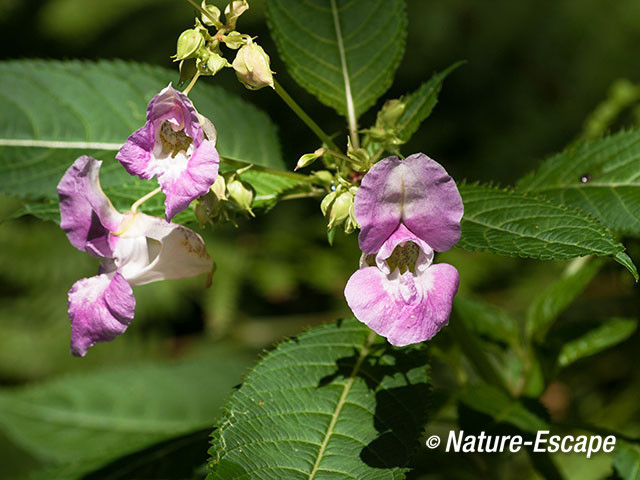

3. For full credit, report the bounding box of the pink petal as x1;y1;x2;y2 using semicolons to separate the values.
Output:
344;263;459;346
68;272;135;357
115;123;155;179
355;154;463;253
158;140;220;221
57;156;123;258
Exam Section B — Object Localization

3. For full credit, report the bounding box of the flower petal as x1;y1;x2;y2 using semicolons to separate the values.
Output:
57;156;123;258
355;153;463;253
115;122;155;179
114;212;213;286
157;140;220;221
375;223;434;274
68;272;135;357
344;263;459;346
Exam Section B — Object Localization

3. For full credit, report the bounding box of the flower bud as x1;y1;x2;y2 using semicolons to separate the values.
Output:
211;174;227;201
175;29;205;61
224;0;249;29
201;1;222;28
312;170;334;187
295;148;326;171
327;190;354;229
227;178;254;216
206;51;231;76
378;99;406;127
232;42;274;90
223;31;250;49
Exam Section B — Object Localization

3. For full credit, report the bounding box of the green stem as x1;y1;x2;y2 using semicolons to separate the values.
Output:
449;314;510;394
183;71;201;95
185;0;217;25
273;80;340;152
131;186;162;213
221;157;313;182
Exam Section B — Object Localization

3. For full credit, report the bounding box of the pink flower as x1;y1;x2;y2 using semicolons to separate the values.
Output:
116;84;219;221
58;156;213;356
344;153;463;346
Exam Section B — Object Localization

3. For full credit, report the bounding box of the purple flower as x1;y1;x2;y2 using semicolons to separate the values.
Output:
344;153;464;346
116;84;219;221
58;156;214;356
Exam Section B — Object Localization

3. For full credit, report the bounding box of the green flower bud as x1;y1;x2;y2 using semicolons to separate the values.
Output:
320;190;338;216
327;190;354;229
232;42;274;90
211;174;227;201
223;31;250;50
194;191;215;227
295;148;326;171
312;170;334;187
175;29;205;61
206;51;231;76
378;98;406;127
227;179;254;216
224;0;249;29
201;1;222;28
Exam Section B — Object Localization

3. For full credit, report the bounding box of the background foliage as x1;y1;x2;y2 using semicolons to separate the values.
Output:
0;0;639;479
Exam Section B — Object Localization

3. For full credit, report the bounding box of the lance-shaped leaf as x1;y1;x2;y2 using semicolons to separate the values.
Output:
558;317;638;368
207;318;430;479
458;184;637;279
267;0;407;119
396;61;464;143
517;129;640;236
0;59;307;222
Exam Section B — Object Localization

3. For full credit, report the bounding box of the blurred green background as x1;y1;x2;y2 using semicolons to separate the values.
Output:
1;0;639;478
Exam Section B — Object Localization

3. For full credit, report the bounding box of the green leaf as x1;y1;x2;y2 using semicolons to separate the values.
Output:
453;295;519;346
614;440;640;480
0;59;304;221
458;384;548;434
517;129;640;236
526;257;603;341
28;430;210;480
558;317;638;368
207;318;430;479
267;0;407;118
397;61;464;143
458;184;634;274
0;350;251;465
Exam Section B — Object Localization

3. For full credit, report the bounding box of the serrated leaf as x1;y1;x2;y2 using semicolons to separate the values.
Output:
614;440;640;480
458;184;633;276
397;61;464;143
458;384;548;434
558;317;638;367
0;351;251;465
207;318;430;479
517;129;640;236
267;0;407;118
526;258;603;341
0;59;305;221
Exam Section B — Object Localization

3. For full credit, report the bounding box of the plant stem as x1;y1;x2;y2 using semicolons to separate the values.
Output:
273;80;340;152
185;0;218;25
449;313;510;394
131;186;162;213
183;72;201;95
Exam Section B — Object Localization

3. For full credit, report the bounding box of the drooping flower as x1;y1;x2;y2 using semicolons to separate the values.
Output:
58;156;213;356
116;84;219;221
344;153;464;346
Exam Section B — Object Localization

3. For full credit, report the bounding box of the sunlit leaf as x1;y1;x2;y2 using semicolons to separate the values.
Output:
267;0;407;118
207;318;430;479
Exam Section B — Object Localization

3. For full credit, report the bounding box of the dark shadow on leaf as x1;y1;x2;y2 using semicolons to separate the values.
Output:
317;342;431;469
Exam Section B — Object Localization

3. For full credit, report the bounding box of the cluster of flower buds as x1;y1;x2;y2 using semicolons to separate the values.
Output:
360;98;407;153
321;182;358;235
194;165;256;226
174;0;274;90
